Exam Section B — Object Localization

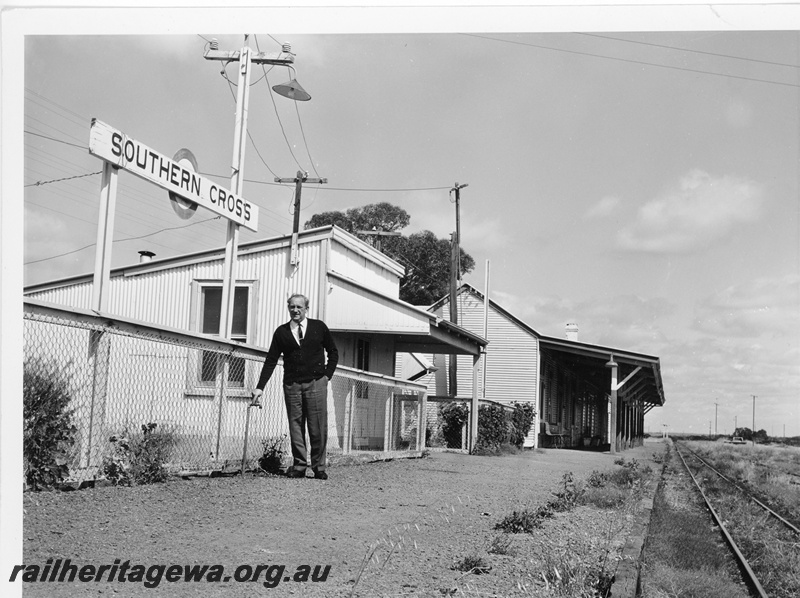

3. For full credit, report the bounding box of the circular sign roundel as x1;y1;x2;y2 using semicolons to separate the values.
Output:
169;148;199;220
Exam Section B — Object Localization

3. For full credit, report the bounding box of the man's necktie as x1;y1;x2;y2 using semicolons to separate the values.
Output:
298;324;303;344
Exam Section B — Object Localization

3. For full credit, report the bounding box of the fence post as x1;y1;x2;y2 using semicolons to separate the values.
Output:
417;390;427;450
214;352;230;461
383;390;392;454
86;330;110;468
343;379;353;454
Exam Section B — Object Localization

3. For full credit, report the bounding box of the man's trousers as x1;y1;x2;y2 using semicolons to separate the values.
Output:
283;377;328;473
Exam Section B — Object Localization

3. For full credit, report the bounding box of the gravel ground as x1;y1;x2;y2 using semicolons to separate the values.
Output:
21;442;666;597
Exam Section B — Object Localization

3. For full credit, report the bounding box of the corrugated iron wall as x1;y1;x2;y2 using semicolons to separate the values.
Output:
25;238;327;350
328;237;400;297
434;291;539;406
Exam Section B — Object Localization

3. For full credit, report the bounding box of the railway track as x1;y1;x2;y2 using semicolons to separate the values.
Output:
673;441;800;598
678;442;800;534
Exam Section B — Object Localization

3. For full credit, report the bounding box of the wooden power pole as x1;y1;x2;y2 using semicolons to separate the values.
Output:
275;170;326;265
448;182;468;398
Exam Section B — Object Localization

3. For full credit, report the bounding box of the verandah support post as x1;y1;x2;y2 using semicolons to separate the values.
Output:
470;353;479;452
417;390;427;450
606;356;618;454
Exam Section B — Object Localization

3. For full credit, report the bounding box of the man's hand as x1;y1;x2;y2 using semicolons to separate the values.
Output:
251;388;263;407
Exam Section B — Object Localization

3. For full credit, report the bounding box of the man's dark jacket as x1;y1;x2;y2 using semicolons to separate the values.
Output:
255;318;339;388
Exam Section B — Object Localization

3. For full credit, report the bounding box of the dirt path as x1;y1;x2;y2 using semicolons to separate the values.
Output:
21;443;665;597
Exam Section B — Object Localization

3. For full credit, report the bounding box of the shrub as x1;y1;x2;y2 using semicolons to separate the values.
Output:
440;402;469;448
23;358;78;491
510;402;536;447
474;402;537;454
103;423;177;485
476;403;509;451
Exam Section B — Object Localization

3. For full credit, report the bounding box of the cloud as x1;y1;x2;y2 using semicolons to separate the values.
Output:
616;170;763;253
693;274;800;339
583;195;620;219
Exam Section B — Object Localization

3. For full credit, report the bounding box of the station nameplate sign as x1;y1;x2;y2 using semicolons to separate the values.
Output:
89;119;258;232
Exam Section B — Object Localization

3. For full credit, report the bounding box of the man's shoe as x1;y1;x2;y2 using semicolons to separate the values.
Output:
286;469;305;478
313;471;328;480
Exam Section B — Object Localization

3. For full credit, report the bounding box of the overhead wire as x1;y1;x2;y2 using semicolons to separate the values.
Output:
460;33;800;88
577;32;800;70
24;215;222;266
294;101;321;179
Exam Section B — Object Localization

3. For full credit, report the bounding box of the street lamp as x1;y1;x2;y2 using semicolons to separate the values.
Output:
272;66;312;101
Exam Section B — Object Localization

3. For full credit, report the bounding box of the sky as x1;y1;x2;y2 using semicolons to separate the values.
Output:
5;3;800;447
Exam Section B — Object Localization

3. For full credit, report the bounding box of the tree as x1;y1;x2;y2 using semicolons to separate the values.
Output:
304;202;410;235
385;231;475;305
733;427;769;443
305;203;475;305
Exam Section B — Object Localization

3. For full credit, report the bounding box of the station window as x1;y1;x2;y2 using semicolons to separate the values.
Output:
195;283;254;387
201;286;248;383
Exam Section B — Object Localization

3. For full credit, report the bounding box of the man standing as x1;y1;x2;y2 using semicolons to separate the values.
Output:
252;294;338;479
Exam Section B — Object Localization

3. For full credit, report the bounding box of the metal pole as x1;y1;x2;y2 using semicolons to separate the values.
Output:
752;395;757;445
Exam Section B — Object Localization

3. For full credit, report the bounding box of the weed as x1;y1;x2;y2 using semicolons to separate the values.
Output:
451;553;491;574
486;533;515;556
103;422;177;485
495;506;549;533
586;470;610;488
582;485;629;508
551;472;582;511
258;435;289;475
495;473;584;533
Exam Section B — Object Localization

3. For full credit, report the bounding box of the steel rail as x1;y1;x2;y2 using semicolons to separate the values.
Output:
674;443;769;598
680;443;800;535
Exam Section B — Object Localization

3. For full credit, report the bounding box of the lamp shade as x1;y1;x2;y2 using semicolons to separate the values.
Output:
272;79;311;101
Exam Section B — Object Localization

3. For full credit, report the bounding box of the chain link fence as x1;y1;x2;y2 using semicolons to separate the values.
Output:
423;397;471;452
23;301;428;485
